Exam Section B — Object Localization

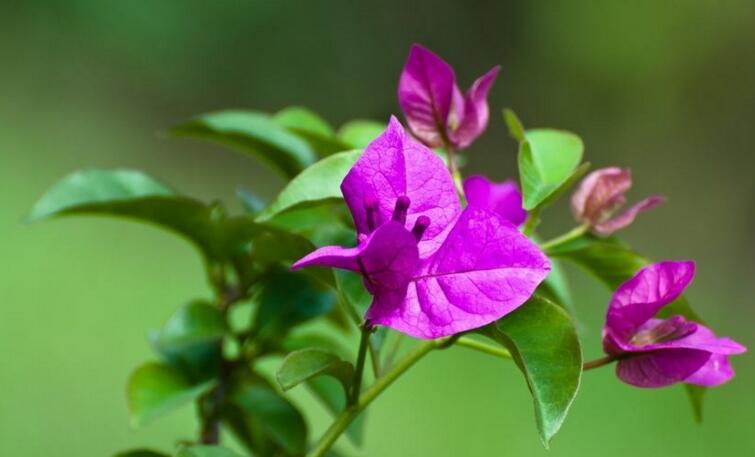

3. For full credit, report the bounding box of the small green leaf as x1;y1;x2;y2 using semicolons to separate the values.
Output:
256;150;361;221
127;362;214;427
503;108;526;142
273;106;349;157
170;110;316;178
175;445;244;457
479;296;582;447
113;450;170;457
150;301;227;382
337;120;385;148
228;382;308;455
277;348;354;394
518;129;584;210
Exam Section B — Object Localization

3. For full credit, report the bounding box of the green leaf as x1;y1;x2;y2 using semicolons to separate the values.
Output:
273;106;349;157
237;188;266;215
686;384;706;423
175;445;244;457
227;382;308;455
256;150;361;222
518;129;584;210
479;296;582;447
307;377;366;446
503;108;526;142
337;120;385;148
170;110;316;178
113;450;170;457
277;348;354;394
150;301;227;382
28;169;283;260
254;267;337;340
539;258;578;319
127;362;214;427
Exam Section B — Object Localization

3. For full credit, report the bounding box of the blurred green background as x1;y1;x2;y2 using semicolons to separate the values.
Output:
1;1;753;456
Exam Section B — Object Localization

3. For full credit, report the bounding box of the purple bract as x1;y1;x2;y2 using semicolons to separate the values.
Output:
292;117;550;338
602;261;746;388
463;175;527;227
398;44;500;150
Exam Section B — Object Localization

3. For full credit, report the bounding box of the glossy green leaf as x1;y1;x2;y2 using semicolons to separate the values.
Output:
28;169;287;260
256;150;361;222
277;348;354;394
273;106;349;156
113;450;170;457
479;296;582;447
150;301;227;382
175;445;244;457
170;110;316;177
518;129;584;210
127;362;214;427
337;120;385;148
228;382;308;455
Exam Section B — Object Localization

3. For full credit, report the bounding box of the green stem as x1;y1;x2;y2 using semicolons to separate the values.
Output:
583;354;619;370
540;224;590;253
308;339;442;457
348;325;372;405
382;333;404;372
455;336;513;360
368;340;381;378
522;207;541;237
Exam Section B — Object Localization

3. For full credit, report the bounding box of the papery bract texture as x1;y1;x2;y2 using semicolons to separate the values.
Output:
398;44;499;150
293;118;550;338
463;175;527;226
571;167;664;236
601;261;746;388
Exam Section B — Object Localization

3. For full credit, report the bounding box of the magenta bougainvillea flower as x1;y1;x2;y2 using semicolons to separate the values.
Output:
571;167;664;236
292;117;550;338
398;44;500;150
463;175;527;227
602;261;746;388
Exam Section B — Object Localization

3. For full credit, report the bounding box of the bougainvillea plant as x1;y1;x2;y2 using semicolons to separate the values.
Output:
30;43;745;457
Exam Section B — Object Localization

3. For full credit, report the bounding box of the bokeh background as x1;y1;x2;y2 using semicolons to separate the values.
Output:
1;1;753;456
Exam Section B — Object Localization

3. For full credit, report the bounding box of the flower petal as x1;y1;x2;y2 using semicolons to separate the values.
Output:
571;167;631;225
684;354;738;387
450;66;500;149
341;117;460;258
398;44;456;147
616;348;711;388
463;175;527;226
593;195;665;236
605;261;695;341
366;207;550;338
610;318;747;355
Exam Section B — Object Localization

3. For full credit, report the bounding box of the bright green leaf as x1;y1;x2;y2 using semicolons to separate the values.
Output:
518;129;584;210
175;445;244;457
479;296;582;447
503;108;526;142
256;150;361;221
277;348;354;394
273;106;349;157
170;110;316;178
127;362;214;427
337;120;385;148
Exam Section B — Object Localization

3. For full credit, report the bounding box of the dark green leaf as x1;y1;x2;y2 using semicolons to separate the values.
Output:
113;449;170;457
256;150;361;222
277;348;354;394
228;382;307;455
150;301;227;382
175;445;245;457
337;120;385;149
479;296;582;447
28;169;285;260
170;110;316;178
307;377;366;446
518;129;584;210
127;362;214;427
273;106;349;157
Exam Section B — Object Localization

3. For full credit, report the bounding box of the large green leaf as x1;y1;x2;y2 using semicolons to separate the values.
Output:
277;348;354;394
337;120;385;148
127;362;214;427
150;301;227;382
175;445;245;457
170;110;316;177
113;450;170;457
518;129;584;210
273;106;349;157
256;150;361;222
479;296;582;447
